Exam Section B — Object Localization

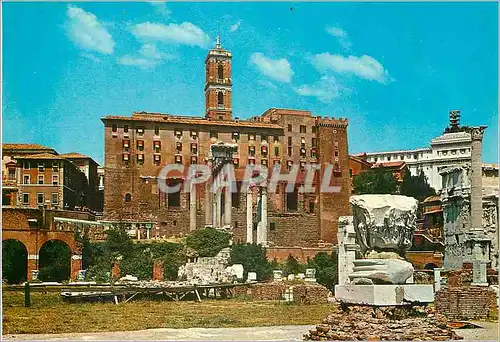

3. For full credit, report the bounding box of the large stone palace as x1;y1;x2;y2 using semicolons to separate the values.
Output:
101;38;351;249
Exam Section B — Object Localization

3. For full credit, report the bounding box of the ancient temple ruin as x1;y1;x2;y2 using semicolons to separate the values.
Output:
440;126;498;274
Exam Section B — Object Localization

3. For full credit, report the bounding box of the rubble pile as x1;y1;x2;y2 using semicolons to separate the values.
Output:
292;284;329;304
413;271;433;284
250;283;288;300
304;305;463;341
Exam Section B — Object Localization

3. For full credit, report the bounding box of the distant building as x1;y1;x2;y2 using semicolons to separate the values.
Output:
2;144;57;206
357;110;474;191
2;144;102;212
371;161;409;183
60;152;100;211
348;155;373;193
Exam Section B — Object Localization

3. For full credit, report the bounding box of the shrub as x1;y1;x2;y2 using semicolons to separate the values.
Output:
185;228;230;257
307;252;338;290
282;255;306;276
230;243;272;281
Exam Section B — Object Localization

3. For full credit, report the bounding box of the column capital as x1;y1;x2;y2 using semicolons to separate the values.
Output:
469;126;487;141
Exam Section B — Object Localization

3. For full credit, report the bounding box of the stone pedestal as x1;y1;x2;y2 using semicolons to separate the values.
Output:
471;260;489;286
433;268;442;292
335;284;434;306
337;216;357;285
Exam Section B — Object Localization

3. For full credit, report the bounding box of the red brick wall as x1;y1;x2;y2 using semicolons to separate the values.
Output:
435;287;498;320
406;251;443;269
317;119;350;244
267;246;332;263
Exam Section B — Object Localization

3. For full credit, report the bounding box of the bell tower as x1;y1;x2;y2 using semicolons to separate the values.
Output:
205;36;232;120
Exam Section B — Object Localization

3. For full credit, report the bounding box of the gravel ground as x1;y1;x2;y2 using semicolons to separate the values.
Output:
3;322;498;341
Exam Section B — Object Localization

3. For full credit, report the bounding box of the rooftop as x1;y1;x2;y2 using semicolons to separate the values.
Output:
372;161;407;169
101;112;283;130
431;131;471;145
2;143;55;152
20;153;65;160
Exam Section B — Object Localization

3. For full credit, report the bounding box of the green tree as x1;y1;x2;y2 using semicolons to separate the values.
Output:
282;255;305;276
38;240;71;282
353;168;398;195
185;227;230;257
230;243;272;281
400;171;436;202
307;252;338;290
2;240;27;284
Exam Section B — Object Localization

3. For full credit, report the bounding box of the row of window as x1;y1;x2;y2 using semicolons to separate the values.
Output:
22;174;59;185
288;125;317;134
438;149;469;157
112;124;320;141
22;192;58;205
22;161;59;172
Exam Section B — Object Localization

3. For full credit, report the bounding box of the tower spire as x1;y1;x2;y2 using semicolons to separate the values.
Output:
216;34;221;49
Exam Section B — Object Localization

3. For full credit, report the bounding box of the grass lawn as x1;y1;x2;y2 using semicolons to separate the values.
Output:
2;291;334;335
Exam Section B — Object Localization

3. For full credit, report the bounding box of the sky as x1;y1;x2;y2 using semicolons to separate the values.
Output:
2;2;498;165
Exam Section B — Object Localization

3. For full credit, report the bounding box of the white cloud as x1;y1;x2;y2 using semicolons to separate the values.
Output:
325;26;352;50
149;1;172;18
117;43;175;69
66;5;115;55
250;53;294;83
230;20;241;32
258;79;278;90
312;53;391;83
81;53;101;63
295;76;342;103
131;22;210;48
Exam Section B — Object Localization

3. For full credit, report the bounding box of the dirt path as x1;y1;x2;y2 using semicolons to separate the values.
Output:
4;322;499;341
3;325;313;341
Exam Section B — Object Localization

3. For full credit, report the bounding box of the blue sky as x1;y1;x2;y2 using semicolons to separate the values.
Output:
3;2;498;165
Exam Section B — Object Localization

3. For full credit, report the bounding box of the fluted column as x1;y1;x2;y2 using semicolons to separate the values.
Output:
246;188;253;243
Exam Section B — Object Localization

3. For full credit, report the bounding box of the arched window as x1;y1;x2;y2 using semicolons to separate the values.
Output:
218;63;224;80
124;193;131;202
217;92;224;106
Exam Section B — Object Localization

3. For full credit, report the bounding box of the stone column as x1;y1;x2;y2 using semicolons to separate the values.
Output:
224;186;232;226
470;126;487;232
246;188;253;243
216;191;222;228
212;190;218;228
190;184;197;231
204;181;212;226
261;186;268;246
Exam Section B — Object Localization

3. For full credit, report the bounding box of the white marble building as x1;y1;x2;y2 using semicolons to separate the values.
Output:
359;130;472;191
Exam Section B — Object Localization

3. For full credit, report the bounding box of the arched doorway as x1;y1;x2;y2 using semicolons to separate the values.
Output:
424;263;438;270
38;240;71;282
2;239;28;284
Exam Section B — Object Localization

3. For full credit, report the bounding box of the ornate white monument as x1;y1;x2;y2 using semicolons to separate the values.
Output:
335;194;434;306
